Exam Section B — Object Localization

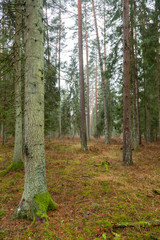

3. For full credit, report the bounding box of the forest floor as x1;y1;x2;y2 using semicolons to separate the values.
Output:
0;137;160;240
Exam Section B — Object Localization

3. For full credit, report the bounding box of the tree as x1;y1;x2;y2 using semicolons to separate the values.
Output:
91;0;109;144
85;2;90;141
12;0;23;168
122;0;133;165
78;0;87;150
155;0;160;135
58;0;62;139
14;0;56;220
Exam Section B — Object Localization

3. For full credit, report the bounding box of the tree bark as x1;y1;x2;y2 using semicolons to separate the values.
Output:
130;0;138;150
95;57;98;137
58;0;62;139
85;3;90;141
134;1;141;145
14;0;56;220
13;0;23;166
122;0;133;165
92;0;109;144
155;0;160;136
78;0;87;150
1;0;7;145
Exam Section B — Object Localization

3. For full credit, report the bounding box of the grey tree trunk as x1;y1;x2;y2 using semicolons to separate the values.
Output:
92;0;109;144
122;0;133;165
14;0;56;220
13;0;23;167
78;0;87;150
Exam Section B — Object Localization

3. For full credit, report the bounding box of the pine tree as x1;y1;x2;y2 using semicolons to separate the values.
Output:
122;0;133;165
78;0;87;150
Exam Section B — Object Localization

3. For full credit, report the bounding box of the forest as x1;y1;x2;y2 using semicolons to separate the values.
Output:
0;0;160;239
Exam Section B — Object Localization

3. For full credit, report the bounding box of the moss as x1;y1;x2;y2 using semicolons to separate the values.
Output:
0;209;4;218
34;191;56;220
0;161;24;177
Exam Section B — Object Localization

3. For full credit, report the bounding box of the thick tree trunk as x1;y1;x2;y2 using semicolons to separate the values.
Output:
78;0;87;150
122;0;133;165
13;0;23;166
85;4;90;141
92;0;109;144
14;0;56;220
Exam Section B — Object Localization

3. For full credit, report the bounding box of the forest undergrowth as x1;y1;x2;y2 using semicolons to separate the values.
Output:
0;137;160;240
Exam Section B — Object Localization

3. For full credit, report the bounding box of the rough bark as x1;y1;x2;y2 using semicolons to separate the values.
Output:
1;1;7;145
14;0;56;220
95;57;98;137
103;0;111;140
45;2;52;142
155;0;160;136
13;0;23;166
78;0;87;150
85;3;90;141
130;0;138;150
134;5;141;145
92;0;109;144
122;0;133;165
58;0;62;139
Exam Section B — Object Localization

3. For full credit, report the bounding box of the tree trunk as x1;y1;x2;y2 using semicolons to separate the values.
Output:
1;0;7;145
58;1;62;139
45;2;52;142
14;0;56;220
134;1;141;145
103;0;111;140
92;0;109;144
95;57;98;138
85;3;90;141
13;0;23;167
130;0;138;150
122;0;133;165
155;0;160;136
78;0;87;150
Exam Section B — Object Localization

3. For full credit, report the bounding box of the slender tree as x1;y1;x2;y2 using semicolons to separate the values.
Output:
134;1;141;145
91;0;109;144
155;0;160;136
85;2;90;140
14;0;56;220
58;0;62;139
78;0;87;150
12;0;23;168
122;0;133;165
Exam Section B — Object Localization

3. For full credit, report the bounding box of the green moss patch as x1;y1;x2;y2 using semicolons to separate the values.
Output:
0;161;24;177
34;191;56;220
